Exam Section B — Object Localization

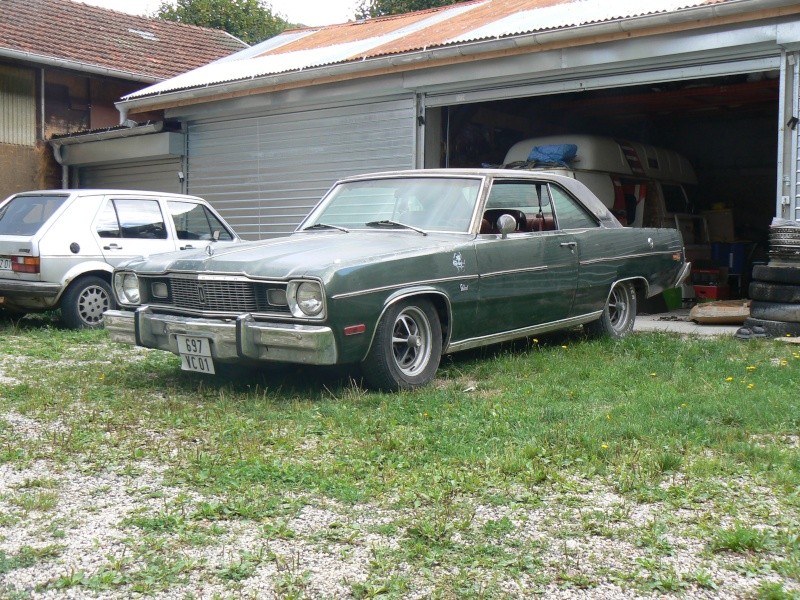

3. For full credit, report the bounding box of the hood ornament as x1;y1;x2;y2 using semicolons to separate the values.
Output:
206;244;215;257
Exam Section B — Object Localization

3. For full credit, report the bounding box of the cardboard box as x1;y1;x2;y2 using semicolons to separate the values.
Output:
703;209;735;242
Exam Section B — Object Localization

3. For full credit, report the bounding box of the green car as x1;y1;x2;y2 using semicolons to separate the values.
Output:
104;169;689;390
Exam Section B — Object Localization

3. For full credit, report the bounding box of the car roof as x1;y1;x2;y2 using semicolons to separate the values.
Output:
7;190;207;201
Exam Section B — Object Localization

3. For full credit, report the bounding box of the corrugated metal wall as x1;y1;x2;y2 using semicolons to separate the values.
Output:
0;65;36;146
187;97;416;239
77;158;183;193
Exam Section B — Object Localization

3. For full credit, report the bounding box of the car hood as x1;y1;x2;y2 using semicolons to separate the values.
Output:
122;231;468;279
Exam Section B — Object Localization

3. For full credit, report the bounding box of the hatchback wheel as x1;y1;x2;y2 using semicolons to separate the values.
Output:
61;276;115;329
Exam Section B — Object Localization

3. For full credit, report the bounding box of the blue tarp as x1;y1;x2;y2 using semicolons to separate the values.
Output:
527;143;577;166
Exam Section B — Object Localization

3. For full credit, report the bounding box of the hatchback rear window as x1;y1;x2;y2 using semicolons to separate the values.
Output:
0;195;68;236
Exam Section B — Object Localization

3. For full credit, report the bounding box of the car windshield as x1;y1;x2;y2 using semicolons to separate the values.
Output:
0;195;68;236
304;177;482;233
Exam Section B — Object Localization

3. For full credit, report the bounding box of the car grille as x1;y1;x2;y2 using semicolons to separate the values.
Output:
143;276;289;314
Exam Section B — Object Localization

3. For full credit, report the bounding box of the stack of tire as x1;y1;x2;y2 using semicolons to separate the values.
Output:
743;220;800;337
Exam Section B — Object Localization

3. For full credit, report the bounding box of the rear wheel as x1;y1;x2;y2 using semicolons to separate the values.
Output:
361;298;442;391
585;281;637;339
61;276;115;329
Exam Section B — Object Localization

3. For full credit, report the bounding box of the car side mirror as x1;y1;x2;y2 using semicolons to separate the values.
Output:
497;214;517;239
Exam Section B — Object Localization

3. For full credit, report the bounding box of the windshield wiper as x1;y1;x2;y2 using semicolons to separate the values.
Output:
365;220;427;236
301;223;350;233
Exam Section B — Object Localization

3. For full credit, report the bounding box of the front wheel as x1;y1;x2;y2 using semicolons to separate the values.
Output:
585;281;637;339
361;299;442;391
61;276;115;329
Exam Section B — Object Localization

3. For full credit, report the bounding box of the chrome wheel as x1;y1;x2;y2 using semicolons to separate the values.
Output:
77;284;111;325
392;305;433;377
607;283;633;335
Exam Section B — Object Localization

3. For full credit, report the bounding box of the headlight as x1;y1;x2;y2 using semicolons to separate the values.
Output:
288;280;324;318
114;272;140;305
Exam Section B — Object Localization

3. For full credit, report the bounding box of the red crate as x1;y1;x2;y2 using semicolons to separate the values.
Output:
693;284;729;302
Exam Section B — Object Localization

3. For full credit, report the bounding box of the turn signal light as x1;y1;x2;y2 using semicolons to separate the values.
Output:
12;256;40;274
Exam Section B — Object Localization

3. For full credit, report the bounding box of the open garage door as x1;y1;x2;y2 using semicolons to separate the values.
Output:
423;57;782;299
187;97;417;240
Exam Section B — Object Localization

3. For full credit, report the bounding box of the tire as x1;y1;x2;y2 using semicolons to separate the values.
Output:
769;232;800;243
585;281;637;339
749;300;800;323
743;316;800;338
749;281;800;304
361;298;442;391
751;264;800;285
61;276;115;329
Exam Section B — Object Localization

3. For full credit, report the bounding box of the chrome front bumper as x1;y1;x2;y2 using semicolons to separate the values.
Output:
104;307;338;365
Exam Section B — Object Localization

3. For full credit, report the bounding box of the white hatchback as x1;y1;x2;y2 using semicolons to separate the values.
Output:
0;190;239;328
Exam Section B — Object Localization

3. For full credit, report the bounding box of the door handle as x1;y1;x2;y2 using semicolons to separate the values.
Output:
559;242;577;248
180;244;195;250
103;243;122;250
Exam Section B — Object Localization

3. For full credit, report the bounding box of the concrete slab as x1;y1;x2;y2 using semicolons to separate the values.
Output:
634;308;740;337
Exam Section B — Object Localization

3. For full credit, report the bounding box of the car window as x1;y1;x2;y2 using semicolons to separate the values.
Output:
549;184;599;229
167;201;234;241
105;199;168;240
482;181;556;233
0;195;68;236
308;177;481;233
95;202;121;238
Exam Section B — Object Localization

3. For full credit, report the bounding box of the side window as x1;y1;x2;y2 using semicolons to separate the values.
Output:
95;202;121;238
482;180;556;233
549;185;598;230
113;199;168;239
167;201;234;241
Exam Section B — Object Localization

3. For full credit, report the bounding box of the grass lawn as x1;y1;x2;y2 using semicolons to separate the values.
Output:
0;312;799;598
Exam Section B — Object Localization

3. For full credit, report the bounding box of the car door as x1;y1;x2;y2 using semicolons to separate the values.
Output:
547;183;612;316
94;196;176;266
474;179;579;337
165;200;236;251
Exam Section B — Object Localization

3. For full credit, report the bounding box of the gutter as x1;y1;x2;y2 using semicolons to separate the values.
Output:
0;48;163;84
116;0;800;114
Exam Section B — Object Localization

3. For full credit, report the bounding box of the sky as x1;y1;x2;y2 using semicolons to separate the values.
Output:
75;0;360;27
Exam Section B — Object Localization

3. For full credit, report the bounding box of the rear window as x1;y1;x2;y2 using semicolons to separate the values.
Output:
0;195;68;236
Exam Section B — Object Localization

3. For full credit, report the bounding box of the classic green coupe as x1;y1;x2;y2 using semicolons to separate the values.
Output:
104;169;689;390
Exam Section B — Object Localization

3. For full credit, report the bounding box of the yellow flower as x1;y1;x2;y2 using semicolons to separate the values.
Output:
747;383;755;390
650;373;657;377
746;366;756;372
724;376;734;382
606;414;611;420
533;338;539;344
561;345;568;349
680;403;687;408
601;443;609;449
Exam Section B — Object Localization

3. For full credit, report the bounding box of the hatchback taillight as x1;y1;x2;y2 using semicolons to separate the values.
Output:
12;256;40;274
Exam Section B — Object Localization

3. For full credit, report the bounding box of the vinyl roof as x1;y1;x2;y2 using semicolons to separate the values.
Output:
1;0;248;82
123;0;735;100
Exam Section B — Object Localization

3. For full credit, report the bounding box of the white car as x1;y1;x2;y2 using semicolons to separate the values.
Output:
0;190;239;328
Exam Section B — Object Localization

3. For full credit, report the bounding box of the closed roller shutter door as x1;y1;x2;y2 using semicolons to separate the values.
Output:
187;97;416;240
78;158;182;193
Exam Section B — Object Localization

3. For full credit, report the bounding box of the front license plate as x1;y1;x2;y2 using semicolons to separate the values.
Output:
176;335;215;374
0;258;11;271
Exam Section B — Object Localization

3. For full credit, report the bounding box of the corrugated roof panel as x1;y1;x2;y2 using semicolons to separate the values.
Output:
122;0;738;100
449;0;710;43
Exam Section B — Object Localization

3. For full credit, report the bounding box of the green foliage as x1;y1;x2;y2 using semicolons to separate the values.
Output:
355;0;469;19
155;0;288;44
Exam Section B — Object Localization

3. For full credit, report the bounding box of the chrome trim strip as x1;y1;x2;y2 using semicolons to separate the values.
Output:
446;311;602;353
580;249;678;265
331;274;477;300
478;265;548;278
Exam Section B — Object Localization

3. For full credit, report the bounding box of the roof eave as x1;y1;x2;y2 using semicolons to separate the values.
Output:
0;47;164;83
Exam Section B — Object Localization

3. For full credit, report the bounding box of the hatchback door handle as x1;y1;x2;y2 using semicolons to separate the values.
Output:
180;244;195;250
103;243;122;250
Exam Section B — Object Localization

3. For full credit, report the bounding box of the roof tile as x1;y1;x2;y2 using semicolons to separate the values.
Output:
0;0;248;81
